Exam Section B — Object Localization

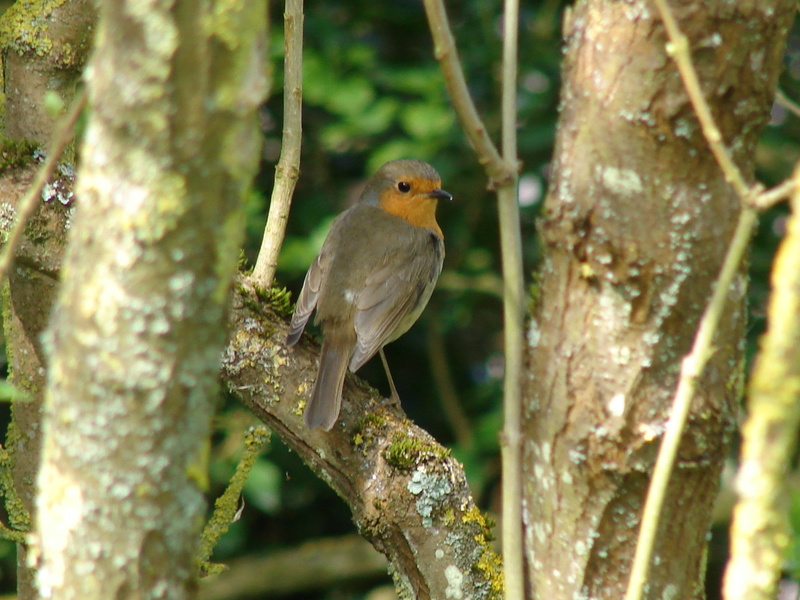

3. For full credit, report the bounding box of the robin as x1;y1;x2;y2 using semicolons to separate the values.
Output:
286;159;452;430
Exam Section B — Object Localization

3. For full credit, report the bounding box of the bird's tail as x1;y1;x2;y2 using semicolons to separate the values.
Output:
305;338;351;430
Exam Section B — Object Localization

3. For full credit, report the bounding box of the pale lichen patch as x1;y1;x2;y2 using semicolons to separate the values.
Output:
599;165;643;196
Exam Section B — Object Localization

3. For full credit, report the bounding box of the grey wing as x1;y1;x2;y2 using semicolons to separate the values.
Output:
286;252;327;346
349;240;443;371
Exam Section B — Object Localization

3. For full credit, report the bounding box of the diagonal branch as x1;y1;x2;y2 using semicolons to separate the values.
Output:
421;0;515;190
223;278;503;600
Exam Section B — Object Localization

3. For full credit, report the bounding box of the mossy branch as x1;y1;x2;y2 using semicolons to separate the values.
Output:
197;425;270;574
0;440;30;541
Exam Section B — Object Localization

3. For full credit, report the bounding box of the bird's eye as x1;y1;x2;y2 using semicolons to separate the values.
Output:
397;181;411;193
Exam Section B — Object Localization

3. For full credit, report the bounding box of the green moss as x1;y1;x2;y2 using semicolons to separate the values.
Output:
237;249;251;273
0;421;31;533
0;0;71;58
384;435;450;471
24;209;51;245
254;285;293;317
352;412;386;448
0;135;37;172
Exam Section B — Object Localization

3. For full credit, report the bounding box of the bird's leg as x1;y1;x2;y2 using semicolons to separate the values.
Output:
379;348;400;403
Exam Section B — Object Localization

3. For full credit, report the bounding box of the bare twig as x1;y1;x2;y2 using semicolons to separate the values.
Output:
723;166;800;600
421;0;515;189
0;88;86;285
625;3;762;600
776;89;800;120
252;0;303;289
423;0;524;594
753;177;796;210
498;0;525;598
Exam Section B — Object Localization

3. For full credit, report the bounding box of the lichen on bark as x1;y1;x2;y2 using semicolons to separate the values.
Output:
524;1;795;599
34;1;268;599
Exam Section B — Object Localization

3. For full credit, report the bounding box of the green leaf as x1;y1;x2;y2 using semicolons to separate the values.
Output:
0;380;29;403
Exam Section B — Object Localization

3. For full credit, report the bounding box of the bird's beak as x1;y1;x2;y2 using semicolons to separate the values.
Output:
427;189;453;202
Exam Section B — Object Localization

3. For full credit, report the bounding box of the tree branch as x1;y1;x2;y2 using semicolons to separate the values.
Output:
223;278;503;600
651;0;750;199
421;0;514;190
252;0;303;289
198;425;270;574
722;169;800;600
625;205;757;600
198;534;388;600
497;0;525;597
775;88;800;120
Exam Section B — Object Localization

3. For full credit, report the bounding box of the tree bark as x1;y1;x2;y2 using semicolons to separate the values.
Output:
524;2;793;599
0;2;95;598
223;279;503;600
35;1;267;598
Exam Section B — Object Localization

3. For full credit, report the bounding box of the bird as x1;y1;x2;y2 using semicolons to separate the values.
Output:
286;159;452;430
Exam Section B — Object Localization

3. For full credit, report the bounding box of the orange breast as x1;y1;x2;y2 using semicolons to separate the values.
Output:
379;190;443;238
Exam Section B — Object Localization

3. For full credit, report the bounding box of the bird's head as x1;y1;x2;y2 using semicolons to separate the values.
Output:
360;159;452;238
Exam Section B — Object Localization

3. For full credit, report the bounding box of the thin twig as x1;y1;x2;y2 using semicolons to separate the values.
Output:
498;0;525;598
252;0;303;289
753;177;796;210
0;88;86;284
625;3;761;600
775;89;800;120
423;0;524;594
421;0;515;189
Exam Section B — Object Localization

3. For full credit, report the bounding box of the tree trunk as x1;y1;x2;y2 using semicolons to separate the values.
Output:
0;2;94;598
35;1;267;598
524;2;793;599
